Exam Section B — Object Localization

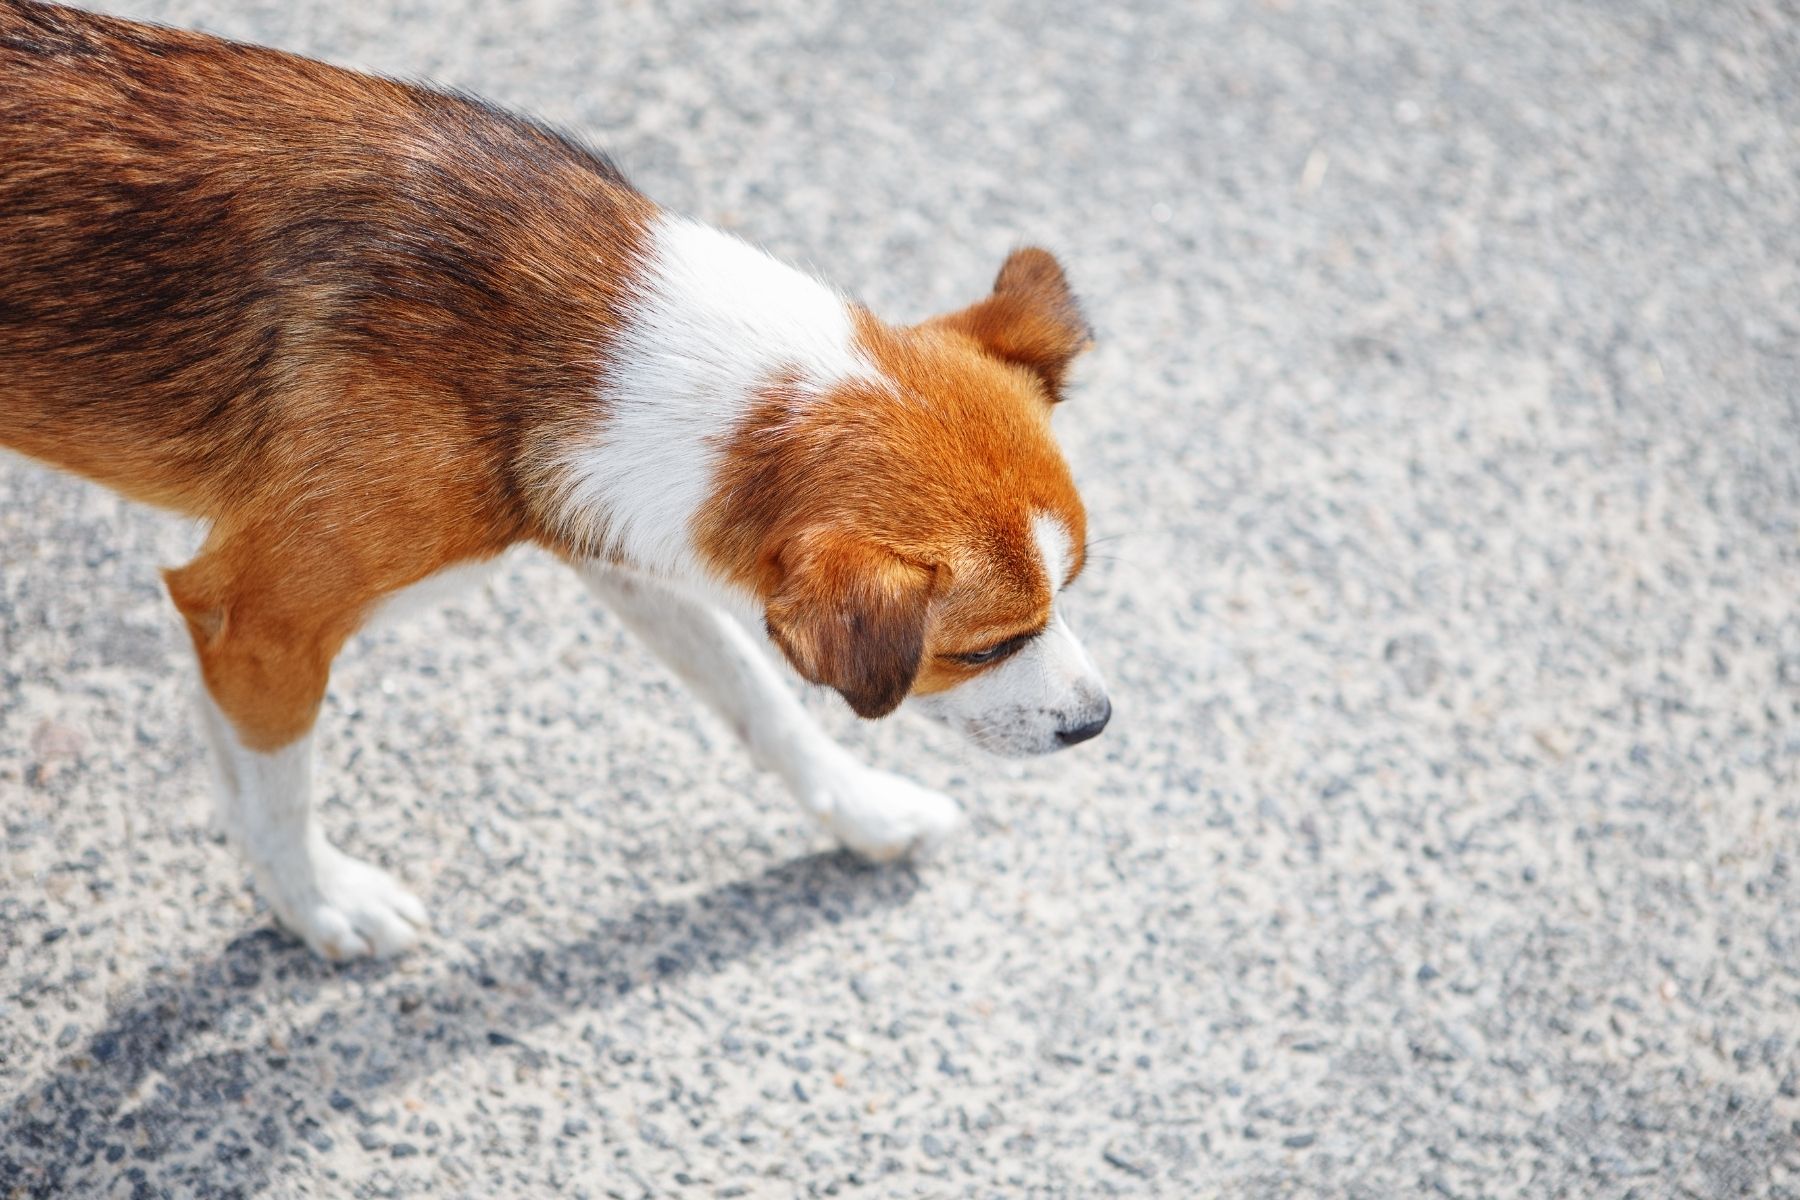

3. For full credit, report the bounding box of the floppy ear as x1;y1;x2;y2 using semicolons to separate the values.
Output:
931;247;1093;397
764;531;937;719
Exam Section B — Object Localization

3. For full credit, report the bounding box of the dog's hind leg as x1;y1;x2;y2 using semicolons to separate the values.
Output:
581;566;963;861
165;527;428;959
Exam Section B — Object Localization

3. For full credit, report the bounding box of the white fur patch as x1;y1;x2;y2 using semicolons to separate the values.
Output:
1033;512;1076;591
199;690;427;959
546;215;877;583
909;605;1108;756
908;511;1107;756
362;556;503;633
584;564;962;859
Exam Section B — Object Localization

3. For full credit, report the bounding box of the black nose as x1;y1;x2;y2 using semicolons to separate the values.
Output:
1055;698;1112;747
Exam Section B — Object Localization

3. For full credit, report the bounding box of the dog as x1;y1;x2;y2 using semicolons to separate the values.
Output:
0;1;1111;960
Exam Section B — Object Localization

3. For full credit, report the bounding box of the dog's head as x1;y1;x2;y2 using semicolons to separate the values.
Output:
700;248;1109;756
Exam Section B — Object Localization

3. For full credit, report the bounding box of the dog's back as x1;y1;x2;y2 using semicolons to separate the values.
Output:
0;0;649;526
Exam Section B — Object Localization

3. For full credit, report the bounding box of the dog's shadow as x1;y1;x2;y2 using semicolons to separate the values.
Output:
0;849;921;1198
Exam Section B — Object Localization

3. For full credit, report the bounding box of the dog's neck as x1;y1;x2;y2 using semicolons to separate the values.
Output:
536;214;879;600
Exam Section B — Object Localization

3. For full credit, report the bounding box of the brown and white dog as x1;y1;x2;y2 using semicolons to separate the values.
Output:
0;1;1110;959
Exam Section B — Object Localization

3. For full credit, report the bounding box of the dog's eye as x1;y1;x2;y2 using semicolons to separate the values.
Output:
950;634;1032;667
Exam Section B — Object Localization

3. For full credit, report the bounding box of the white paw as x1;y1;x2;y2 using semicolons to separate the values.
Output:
813;769;965;863
260;842;429;961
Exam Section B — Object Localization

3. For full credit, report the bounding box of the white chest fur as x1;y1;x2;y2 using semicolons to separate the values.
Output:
545;215;876;585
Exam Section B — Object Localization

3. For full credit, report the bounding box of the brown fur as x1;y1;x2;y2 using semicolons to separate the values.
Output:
762;529;941;718
0;1;654;747
928;247;1093;396
0;0;1092;743
696;265;1090;715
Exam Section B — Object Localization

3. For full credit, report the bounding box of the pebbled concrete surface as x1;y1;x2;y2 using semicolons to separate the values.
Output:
3;0;1798;1196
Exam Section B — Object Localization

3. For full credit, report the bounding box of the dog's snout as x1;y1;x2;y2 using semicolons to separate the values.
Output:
1055;697;1111;747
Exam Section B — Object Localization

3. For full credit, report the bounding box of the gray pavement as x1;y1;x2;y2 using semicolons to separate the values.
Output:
3;0;1798;1196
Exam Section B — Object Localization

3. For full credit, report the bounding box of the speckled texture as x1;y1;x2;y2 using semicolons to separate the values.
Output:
3;1;1798;1196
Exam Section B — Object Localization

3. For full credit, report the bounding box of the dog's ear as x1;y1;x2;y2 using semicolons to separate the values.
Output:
765;530;937;719
931;247;1092;398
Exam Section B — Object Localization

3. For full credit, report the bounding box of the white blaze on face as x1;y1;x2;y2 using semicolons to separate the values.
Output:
911;514;1110;756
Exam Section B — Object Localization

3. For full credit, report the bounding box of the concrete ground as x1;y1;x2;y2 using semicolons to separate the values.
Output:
3;0;1798;1196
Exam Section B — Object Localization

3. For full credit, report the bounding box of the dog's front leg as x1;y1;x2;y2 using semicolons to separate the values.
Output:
581;566;963;860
